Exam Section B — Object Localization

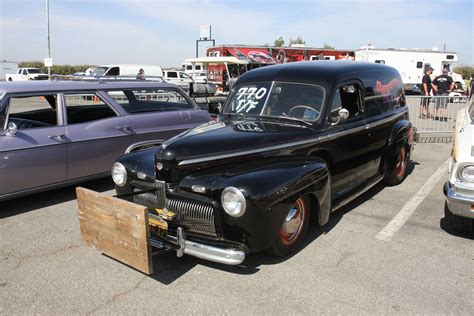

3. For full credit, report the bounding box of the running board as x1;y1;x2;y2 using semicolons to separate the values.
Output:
332;175;384;212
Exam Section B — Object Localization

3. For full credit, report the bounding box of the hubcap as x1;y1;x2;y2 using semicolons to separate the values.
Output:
280;197;306;245
396;147;407;177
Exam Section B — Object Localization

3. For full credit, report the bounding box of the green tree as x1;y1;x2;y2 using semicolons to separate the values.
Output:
453;66;474;79
323;43;335;49
274;36;285;47
289;36;306;46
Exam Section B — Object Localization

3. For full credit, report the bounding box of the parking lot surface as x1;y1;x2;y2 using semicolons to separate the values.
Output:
1;142;473;314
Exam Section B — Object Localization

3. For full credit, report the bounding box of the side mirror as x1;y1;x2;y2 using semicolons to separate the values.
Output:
5;122;17;136
338;108;349;120
330;108;349;126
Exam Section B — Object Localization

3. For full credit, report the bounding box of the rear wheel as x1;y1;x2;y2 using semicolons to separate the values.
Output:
384;144;409;186
269;195;310;257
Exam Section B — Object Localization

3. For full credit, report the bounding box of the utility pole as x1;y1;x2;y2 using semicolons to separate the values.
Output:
46;0;51;80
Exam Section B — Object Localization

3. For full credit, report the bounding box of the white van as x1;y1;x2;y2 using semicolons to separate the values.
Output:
92;65;163;77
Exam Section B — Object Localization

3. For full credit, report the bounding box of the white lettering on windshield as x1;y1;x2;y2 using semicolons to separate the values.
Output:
233;87;267;113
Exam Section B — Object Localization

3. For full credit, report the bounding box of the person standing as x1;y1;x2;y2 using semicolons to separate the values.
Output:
136;68;145;80
433;67;454;121
419;66;434;118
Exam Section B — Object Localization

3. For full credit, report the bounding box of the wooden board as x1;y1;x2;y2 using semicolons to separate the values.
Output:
76;187;153;275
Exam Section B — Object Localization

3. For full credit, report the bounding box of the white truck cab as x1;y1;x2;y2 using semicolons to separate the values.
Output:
163;70;194;92
6;68;49;81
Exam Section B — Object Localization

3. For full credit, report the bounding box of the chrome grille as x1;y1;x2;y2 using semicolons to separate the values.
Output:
166;198;217;237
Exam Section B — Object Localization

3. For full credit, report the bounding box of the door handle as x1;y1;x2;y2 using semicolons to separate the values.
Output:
117;126;136;135
49;135;70;143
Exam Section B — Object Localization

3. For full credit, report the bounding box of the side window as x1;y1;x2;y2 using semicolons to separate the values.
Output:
22;69;27;75
416;62;423;69
328;86;363;125
7;95;58;130
105;67;119;76
106;89;192;114
167;72;178;78
64;93;117;124
180;73;191;79
195;65;201;71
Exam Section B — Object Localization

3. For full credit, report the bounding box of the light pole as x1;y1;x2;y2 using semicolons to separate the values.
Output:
46;0;51;80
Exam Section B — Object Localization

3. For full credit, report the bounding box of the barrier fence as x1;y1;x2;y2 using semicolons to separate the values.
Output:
406;95;469;135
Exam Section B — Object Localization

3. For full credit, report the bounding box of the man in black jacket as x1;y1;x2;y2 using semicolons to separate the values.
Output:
433;67;454;121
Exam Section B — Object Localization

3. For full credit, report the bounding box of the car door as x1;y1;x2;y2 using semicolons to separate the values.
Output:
62;91;134;180
0;93;67;196
364;95;395;178
326;84;371;200
104;88;206;145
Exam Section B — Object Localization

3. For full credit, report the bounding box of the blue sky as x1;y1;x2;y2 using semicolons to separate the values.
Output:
1;0;472;67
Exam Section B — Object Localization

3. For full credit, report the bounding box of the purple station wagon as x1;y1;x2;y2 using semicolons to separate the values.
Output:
0;80;210;200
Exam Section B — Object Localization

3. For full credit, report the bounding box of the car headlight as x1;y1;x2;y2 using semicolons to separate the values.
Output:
111;162;127;186
221;187;246;217
459;165;474;183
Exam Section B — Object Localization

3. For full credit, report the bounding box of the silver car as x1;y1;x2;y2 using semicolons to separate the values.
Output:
0;80;210;200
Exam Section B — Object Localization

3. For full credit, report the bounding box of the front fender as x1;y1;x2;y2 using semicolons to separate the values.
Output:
179;157;331;252
115;147;158;197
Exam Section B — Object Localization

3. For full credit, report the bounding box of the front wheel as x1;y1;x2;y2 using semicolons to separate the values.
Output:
269;195;311;257
384;144;409;186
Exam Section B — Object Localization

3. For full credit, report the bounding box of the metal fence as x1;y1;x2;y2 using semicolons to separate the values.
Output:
406;95;469;135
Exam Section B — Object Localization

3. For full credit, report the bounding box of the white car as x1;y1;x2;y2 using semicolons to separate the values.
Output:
163;70;194;92
444;98;474;232
6;68;49;81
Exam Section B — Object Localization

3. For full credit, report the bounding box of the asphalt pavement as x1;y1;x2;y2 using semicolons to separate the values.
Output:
1;142;473;314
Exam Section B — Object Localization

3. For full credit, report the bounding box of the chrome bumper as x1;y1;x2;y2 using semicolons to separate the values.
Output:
151;227;246;266
443;182;474;219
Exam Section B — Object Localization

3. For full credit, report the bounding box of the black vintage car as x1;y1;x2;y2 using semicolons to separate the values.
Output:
111;61;414;265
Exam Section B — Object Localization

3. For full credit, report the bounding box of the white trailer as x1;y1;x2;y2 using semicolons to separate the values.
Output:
355;46;459;93
0;61;18;81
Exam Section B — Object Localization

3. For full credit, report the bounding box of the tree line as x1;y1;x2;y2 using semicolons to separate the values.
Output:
18;61;95;75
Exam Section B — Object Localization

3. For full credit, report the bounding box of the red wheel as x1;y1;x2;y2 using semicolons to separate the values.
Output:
270;196;310;256
384;144;409;186
396;146;407;178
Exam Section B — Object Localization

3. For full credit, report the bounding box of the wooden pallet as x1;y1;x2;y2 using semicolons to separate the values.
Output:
76;187;153;275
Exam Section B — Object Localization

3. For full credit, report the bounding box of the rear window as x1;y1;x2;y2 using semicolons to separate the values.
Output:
106;89;192;113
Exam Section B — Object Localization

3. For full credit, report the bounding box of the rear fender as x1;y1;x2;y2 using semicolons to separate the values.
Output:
385;119;413;170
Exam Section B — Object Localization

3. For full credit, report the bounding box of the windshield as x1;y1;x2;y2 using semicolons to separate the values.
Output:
27;68;41;74
92;67;108;77
223;82;325;122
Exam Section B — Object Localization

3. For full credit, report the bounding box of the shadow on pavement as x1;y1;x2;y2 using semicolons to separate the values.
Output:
0;178;114;219
148;179;391;285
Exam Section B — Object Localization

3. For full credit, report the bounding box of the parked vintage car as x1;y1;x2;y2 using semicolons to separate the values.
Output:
443;98;474;232
77;61;415;270
0;80;210;201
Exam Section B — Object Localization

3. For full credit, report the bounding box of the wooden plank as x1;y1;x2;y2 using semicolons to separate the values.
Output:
76;187;153;275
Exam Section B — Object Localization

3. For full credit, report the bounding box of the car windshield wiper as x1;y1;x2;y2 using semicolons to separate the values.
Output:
257;115;313;127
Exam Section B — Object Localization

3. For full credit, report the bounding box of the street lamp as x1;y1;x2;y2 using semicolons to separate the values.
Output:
45;0;52;80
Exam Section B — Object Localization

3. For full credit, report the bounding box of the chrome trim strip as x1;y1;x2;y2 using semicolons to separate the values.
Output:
125;139;164;154
178;109;408;166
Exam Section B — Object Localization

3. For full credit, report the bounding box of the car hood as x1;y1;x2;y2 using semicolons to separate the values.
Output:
155;118;317;169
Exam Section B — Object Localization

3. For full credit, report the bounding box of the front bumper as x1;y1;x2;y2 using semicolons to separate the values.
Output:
443;181;474;219
150;226;245;265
